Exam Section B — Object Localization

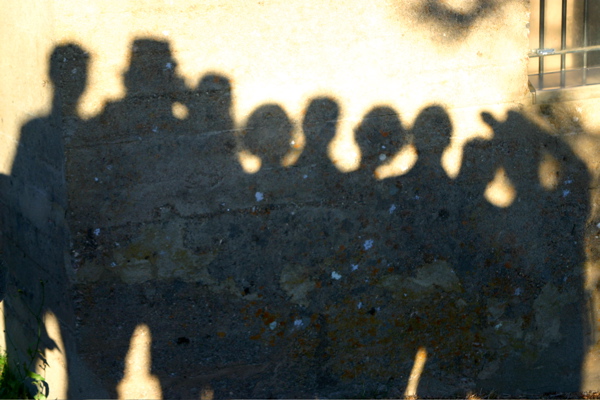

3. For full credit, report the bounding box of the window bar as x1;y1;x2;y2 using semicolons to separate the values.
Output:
583;0;589;84
530;44;600;57
560;0;567;88
539;0;545;89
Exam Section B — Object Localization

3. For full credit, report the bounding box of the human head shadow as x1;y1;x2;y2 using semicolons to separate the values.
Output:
50;44;89;116
299;97;340;168
242;104;294;170
189;73;234;134
281;97;346;200
355;106;407;175
412;105;453;162
124;38;186;96
351;106;407;208
408;104;454;190
171;73;235;207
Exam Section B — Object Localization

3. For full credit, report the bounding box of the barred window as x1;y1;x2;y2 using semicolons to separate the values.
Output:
528;0;600;102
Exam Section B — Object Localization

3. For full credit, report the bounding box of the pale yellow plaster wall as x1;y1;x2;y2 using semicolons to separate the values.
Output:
0;0;54;174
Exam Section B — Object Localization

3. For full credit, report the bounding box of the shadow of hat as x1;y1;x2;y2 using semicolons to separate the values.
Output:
124;38;180;93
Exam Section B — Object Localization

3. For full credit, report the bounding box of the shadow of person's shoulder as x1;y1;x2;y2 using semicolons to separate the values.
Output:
69;100;131;147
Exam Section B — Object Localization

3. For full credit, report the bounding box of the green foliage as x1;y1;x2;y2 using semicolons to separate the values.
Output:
0;352;29;399
0;347;49;400
1;280;49;399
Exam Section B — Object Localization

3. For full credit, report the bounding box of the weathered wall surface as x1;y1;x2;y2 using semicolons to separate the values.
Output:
3;0;600;398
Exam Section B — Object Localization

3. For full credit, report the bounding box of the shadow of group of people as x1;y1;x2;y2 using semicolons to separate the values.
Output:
2;37;593;398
